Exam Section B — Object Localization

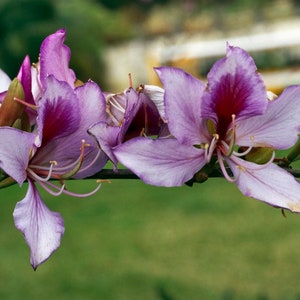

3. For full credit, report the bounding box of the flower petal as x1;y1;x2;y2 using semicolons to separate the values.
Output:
40;28;76;88
155;66;207;145
35;76;80;147
75;81;107;128
0;69;11;93
141;84;166;122
88;121;120;168
71;81;108;177
114;137;206;186
0;127;35;185
17;55;34;106
13;179;65;269
236;85;300;149
202;45;267;125
226;156;300;212
127;91;161;138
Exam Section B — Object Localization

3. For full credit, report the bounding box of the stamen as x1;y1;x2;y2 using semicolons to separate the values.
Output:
204;143;210;162
60;140;87;179
230;150;275;171
143;102;149;135
14;97;38;111
233;146;253;157
128;73;133;88
206;134;219;162
225;114;236;156
27;161;57;182
108;95;126;113
38;180;66;196
58;180;104;198
76;148;102;174
217;150;236;183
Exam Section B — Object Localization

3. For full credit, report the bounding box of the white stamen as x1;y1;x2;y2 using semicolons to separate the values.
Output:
217;150;236;183
232;146;253;157
27;161;56;182
38;180;66;196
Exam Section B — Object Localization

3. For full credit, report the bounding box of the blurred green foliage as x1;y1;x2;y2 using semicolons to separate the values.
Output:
0;0;293;90
0;0;134;88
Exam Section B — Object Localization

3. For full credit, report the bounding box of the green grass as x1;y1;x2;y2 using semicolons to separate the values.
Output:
1;178;300;299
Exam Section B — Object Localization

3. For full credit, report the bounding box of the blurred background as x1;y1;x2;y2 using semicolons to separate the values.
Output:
2;0;300;92
2;0;300;299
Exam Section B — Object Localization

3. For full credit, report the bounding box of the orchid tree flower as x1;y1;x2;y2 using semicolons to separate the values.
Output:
114;45;300;213
0;76;107;269
88;82;164;169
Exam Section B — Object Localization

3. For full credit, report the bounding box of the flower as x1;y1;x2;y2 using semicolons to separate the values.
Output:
0;76;107;269
88;83;164;169
114;44;300;212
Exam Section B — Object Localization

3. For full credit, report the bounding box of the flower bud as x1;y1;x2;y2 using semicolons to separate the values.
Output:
0;78;25;127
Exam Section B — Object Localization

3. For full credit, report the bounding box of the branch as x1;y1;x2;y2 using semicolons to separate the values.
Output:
86;166;300;182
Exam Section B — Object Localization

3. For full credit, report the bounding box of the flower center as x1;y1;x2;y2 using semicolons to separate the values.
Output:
27;140;103;197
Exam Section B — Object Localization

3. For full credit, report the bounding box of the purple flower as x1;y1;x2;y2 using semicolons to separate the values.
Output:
114;45;300;212
88;84;163;169
0;76;107;269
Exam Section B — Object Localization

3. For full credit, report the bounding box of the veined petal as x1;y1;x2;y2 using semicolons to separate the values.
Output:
40;28;76;88
226;156;300;212
13;179;65;270
17;55;34;106
88;121;120;168
35;76;80;147
141;84;166;122
203;45;267;126
114;137;207;186
155;67;207;145
127;91;161;138
0;127;35;185
75;81;107;127
236;85;300;149
119;88;140;139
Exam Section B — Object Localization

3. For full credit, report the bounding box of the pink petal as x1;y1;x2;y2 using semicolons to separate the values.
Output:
13;179;65;270
236;85;300;149
226;156;300;212
141;84;166;122
88;121;120;168
114;137;207;186
35;76;80;147
40;28;76;88
203;45;267;125
155;67;208;146
0;127;35;185
17;55;34;105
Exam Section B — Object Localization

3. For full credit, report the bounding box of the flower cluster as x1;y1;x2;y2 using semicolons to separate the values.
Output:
1;30;300;269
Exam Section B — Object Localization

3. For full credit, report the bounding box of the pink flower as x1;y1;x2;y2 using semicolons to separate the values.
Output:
115;45;300;212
